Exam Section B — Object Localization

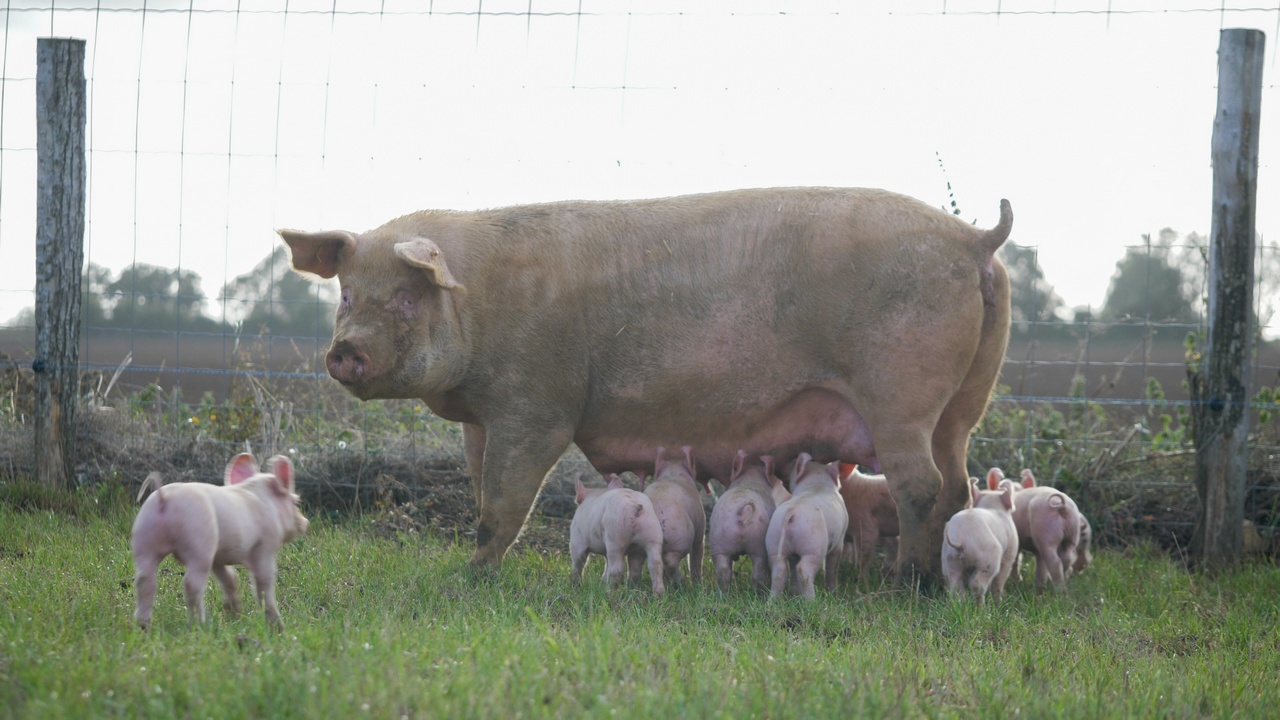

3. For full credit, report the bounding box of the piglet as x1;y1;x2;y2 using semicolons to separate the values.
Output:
941;479;1018;604
707;451;789;592
131;453;310;630
765;454;849;601
570;474;666;595
643;446;707;587
837;463;899;583
993;468;1082;592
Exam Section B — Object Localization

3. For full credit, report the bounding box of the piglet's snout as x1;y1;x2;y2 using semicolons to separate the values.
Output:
326;340;371;385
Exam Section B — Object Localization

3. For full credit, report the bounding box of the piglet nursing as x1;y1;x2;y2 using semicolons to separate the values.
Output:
131;453;310;630
766;454;849;600
643;446;707;587
569;474;666;595
708;451;789;592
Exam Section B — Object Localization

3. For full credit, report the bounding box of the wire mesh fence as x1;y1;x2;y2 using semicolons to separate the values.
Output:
1;1;1278;553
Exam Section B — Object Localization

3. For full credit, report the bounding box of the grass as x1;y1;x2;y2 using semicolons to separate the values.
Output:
1;499;1278;719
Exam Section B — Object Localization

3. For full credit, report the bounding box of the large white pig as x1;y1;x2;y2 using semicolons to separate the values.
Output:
131;453;310;630
281;187;1012;585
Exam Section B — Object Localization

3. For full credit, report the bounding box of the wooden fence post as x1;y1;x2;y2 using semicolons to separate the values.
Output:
1190;28;1264;567
34;38;87;489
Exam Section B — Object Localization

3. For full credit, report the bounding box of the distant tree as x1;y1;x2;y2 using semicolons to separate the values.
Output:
80;262;113;328
221;247;336;338
106;264;224;332
1000;242;1066;331
1101;229;1199;324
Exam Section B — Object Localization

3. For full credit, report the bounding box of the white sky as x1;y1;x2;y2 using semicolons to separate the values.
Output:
1;0;1276;328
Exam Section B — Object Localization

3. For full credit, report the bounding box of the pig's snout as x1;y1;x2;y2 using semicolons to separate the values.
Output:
326;341;371;384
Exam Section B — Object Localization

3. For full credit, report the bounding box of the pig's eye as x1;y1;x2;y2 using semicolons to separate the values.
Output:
388;289;418;319
339;287;353;310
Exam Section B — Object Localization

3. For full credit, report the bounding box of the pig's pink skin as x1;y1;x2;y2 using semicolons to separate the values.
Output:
708;451;781;592
993;466;1085;589
130;453;309;630
1074;514;1093;575
643;446;706;587
837;463;900;582
991;468;1082;592
765;454;849;600
570;474;665;595
281;187;1012;584
940;480;1018;604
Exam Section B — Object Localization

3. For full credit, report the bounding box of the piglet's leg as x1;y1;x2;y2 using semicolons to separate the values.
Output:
132;552;161;630
212;565;241;618
249;556;283;630
182;565;212;626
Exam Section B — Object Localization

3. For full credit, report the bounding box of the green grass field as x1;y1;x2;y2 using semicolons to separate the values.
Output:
1;495;1277;719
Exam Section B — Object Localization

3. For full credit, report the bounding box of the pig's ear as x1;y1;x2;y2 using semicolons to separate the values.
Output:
225;453;259;485
1001;484;1015;511
826;462;841;488
1020;469;1037;488
269;455;296;493
394;238;466;291
986;467;1005;490
653;446;667;478
681;446;696;475
574;477;587;504
761;455;775;480
606;474;625;491
791;453;812;480
730;450;746;484
279;229;355;279
969;478;982;506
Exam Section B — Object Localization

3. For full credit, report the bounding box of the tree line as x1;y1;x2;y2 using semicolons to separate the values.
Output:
8;231;1277;341
10;247;336;339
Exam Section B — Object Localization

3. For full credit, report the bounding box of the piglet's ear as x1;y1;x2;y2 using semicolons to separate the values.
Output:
574;478;587;505
1020;468;1037;488
225;453;259;485
395;237;465;291
760;455;776;484
792;452;812;481
279;229;355;280
268;455;296;493
681;446;696;475
653;446;667;478
826;462;841;488
986;467;1005;490
730;450;747;485
606;474;625;491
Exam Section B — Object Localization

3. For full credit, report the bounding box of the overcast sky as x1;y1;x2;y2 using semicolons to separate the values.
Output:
0;0;1276;330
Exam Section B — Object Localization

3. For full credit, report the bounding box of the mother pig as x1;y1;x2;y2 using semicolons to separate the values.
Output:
281;187;1011;584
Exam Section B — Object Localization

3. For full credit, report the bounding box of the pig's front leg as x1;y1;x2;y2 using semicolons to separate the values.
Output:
462;422;486;515
469;424;572;568
249;555;284;630
211;565;241;618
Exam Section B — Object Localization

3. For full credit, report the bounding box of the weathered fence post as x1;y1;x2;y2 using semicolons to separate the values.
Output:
34;38;87;489
1189;28;1264;567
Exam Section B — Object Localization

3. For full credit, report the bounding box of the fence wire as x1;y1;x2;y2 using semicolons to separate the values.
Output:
1;1;1278;552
